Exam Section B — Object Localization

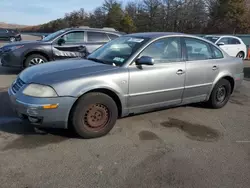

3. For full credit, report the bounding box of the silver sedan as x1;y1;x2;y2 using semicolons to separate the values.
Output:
8;32;244;138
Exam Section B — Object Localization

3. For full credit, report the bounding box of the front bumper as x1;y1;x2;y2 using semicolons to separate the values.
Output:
1;51;23;68
8;86;77;129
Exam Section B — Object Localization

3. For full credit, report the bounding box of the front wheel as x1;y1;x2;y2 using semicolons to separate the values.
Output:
71;92;118;138
24;54;48;67
207;79;232;109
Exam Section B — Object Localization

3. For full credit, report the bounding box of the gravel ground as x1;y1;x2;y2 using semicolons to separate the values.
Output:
0;35;250;188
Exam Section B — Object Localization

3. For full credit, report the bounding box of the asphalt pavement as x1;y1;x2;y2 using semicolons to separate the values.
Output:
0;37;250;188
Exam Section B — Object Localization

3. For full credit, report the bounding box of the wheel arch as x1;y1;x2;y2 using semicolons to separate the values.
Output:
68;88;124;128
207;74;235;100
23;51;51;67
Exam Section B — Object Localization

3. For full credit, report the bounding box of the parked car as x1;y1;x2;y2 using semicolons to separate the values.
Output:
0;28;22;42
204;35;247;59
0;27;124;68
8;33;244;138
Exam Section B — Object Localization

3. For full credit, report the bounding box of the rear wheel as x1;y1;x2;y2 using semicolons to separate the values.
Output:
71;92;118;138
24;54;48;67
207;79;232;109
236;52;244;59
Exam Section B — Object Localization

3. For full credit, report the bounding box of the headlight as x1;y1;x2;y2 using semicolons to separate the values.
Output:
23;84;58;97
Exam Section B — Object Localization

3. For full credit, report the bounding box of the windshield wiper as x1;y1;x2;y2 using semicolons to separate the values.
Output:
87;57;107;64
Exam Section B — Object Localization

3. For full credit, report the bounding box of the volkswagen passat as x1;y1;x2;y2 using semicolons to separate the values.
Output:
8;33;244;138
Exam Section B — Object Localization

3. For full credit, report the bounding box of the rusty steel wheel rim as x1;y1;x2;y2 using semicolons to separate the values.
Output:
84;104;109;131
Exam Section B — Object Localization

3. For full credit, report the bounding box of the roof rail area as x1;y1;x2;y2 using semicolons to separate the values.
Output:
76;26;117;31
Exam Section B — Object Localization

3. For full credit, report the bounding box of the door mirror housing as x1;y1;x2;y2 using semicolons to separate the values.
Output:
58;38;65;46
217;42;225;46
135;56;154;66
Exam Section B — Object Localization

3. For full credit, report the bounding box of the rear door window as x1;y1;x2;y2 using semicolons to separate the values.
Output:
184;37;213;61
87;32;109;42
211;45;224;59
108;33;119;40
229;38;241;45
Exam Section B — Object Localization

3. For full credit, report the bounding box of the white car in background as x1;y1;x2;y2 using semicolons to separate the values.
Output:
204;35;247;59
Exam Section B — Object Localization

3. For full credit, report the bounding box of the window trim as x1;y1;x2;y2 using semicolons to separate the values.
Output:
183;37;214;61
86;31;110;43
134;37;185;65
52;30;86;45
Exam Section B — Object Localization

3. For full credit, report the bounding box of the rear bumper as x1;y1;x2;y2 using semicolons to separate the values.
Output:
8;86;77;129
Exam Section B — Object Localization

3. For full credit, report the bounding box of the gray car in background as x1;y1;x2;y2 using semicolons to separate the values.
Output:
8;32;244;138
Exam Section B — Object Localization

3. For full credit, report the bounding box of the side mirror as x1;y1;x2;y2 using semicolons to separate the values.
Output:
135;56;154;66
58;38;65;46
217;42;225;46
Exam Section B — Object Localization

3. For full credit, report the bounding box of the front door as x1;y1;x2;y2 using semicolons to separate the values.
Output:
128;37;185;113
52;31;87;60
182;37;220;104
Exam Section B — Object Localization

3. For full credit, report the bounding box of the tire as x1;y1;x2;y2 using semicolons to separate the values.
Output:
9;37;16;42
207;79;232;109
24;54;48;68
236;52;244;59
71;92;118;138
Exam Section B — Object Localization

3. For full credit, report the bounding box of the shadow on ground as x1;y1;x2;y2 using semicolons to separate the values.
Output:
0;89;79;150
0;66;20;75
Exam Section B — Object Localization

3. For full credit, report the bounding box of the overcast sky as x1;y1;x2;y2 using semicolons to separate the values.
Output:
0;0;129;25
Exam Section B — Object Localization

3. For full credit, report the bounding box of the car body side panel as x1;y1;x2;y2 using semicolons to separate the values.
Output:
128;63;185;114
206;57;244;100
52;68;130;117
182;59;219;104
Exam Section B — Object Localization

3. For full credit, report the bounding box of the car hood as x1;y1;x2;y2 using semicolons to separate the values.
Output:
2;40;45;48
19;58;119;84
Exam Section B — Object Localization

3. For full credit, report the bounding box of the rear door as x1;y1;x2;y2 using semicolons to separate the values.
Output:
182;37;220;104
86;31;110;53
52;31;87;60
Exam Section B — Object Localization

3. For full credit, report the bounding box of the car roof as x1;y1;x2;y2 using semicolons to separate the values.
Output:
205;35;241;39
67;27;124;35
125;32;184;39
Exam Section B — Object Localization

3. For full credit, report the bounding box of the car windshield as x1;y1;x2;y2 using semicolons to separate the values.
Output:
204;36;220;43
42;29;66;42
87;36;150;66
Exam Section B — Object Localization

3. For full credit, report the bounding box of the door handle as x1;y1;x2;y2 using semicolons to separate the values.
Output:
176;69;185;75
212;66;218;70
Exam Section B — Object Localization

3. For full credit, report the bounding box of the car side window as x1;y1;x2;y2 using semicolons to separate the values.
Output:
87;32;109;42
62;31;85;43
139;37;182;63
229;38;241;45
218;37;229;44
0;29;7;33
184;38;213;61
211;45;224;59
108;33;119;40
